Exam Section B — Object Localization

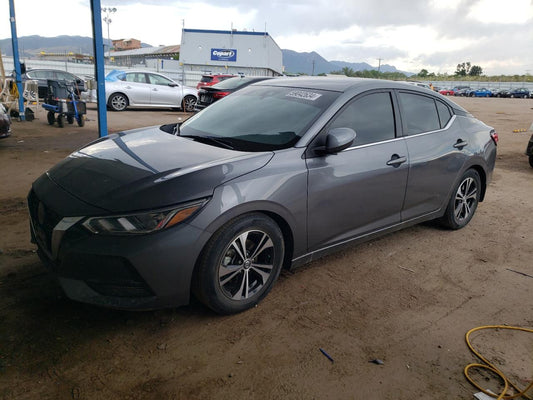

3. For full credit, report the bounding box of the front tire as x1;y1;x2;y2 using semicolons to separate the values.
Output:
47;111;55;125
182;95;196;112
194;213;285;314
108;93;128;111
529;155;533;168
440;170;481;230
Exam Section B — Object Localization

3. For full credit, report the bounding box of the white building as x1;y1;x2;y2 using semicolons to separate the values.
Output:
179;28;283;76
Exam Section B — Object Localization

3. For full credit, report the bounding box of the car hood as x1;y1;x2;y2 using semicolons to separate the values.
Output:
47;126;274;213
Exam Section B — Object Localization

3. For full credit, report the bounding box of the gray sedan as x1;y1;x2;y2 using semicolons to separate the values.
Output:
28;77;497;314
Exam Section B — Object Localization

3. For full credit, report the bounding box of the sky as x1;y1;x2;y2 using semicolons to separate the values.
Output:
1;0;532;75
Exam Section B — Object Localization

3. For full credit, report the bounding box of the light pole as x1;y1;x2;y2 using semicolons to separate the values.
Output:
102;7;117;57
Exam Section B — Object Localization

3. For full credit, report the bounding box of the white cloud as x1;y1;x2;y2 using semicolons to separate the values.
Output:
1;0;532;75
467;0;532;24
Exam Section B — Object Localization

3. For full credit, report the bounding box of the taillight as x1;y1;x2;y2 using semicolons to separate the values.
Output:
490;130;498;145
213;91;231;99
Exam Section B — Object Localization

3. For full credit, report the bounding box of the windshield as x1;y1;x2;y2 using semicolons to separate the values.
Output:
181;85;339;151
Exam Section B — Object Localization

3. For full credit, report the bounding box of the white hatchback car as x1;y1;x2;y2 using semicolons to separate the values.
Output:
105;70;197;112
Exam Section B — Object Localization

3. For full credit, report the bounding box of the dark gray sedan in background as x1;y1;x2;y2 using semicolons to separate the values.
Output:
28;78;498;314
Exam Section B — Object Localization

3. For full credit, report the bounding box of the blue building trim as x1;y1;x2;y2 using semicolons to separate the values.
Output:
183;28;269;37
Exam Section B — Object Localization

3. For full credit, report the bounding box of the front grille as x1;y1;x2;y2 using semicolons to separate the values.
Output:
28;189;62;253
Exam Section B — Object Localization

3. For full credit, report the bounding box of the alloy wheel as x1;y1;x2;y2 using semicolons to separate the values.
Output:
218;229;275;300
454;177;478;223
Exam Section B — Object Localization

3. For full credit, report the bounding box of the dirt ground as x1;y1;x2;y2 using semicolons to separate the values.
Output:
0;97;532;400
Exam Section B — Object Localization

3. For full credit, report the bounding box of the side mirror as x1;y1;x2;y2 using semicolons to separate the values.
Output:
325;127;356;154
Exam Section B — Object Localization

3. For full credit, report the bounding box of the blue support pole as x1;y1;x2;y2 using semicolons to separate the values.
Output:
8;0;25;121
90;0;108;137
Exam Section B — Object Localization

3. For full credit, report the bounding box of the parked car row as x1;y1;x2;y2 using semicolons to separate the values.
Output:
439;86;531;98
195;76;274;111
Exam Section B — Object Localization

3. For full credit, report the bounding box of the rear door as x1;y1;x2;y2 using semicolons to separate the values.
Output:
306;91;409;252
397;91;468;220
121;72;151;105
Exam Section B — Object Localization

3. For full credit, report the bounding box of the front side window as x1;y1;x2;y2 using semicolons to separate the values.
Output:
398;92;440;135
329;92;396;146
148;74;174;86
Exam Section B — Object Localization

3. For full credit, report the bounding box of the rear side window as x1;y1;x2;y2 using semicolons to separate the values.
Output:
200;76;213;83
329;92;396;146
398;92;440;135
436;101;452;128
125;73;147;83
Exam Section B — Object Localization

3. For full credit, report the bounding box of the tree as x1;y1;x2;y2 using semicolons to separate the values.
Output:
455;62;471;76
418;69;429;77
469;65;483;76
341;66;356;77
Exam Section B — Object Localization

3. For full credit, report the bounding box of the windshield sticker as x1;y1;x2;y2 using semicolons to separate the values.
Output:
286;90;322;101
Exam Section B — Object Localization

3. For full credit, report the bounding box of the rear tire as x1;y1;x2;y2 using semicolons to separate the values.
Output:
529;155;533;168
109;93;128;111
194;213;284;314
57;114;64;128
77;116;85;127
67;115;74;124
440;170;481;230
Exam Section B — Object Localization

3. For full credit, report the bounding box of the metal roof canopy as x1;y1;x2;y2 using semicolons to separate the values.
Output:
8;0;108;137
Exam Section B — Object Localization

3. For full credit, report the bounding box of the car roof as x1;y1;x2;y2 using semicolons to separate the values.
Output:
256;76;434;94
26;69;78;75
254;77;468;113
202;74;235;78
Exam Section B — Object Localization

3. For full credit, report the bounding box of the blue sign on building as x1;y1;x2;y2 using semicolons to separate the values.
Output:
211;48;237;62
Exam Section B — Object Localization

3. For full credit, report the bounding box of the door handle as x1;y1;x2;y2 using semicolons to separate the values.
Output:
453;139;468;149
386;154;407;167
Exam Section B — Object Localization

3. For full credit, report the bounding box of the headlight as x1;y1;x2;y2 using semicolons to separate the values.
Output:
82;199;208;235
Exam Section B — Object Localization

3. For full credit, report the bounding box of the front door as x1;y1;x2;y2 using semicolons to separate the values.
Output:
306;91;409;252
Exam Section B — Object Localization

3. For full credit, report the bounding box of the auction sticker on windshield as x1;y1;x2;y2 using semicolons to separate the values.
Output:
286;90;322;101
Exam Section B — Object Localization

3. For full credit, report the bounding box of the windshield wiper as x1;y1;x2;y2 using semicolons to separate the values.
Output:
180;135;235;150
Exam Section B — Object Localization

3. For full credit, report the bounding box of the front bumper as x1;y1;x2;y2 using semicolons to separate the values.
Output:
28;187;207;310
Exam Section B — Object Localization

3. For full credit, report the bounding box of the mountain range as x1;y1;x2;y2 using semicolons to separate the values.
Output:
0;35;413;76
282;49;413;76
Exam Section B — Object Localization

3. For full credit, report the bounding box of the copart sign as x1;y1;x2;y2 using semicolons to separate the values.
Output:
211;49;237;62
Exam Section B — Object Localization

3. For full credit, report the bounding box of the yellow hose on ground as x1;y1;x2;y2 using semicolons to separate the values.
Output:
465;325;533;400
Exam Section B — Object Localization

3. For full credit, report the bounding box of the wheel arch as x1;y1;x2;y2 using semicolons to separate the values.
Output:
189;207;296;303
468;164;487;202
